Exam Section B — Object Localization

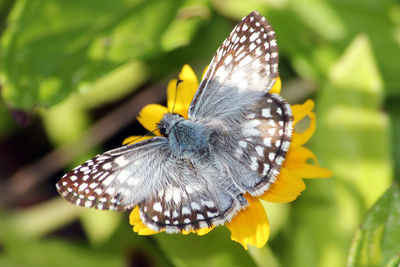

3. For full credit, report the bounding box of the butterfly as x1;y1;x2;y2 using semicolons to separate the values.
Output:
56;11;293;233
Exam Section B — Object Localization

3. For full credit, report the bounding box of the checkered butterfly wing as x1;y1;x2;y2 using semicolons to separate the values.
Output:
189;11;293;195
189;11;279;119
56;138;171;211
57;137;245;232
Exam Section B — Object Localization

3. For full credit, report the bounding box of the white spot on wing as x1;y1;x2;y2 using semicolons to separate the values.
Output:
269;152;275;161
268;128;276;135
243;128;260;136
199;221;208;228
262;108;271;117
276;156;285;165
172;188;181;204
249;32;259;42
239;140;247;148
182;207;191;215
153;202;162;212
282;141;291;151
85;200;92;207
224;54;233;64
255;146;264;157
79;166;89;172
115;156;129;167
244;120;261;128
78;183;88;191
264;137;272;146
117;170;130;183
102;175;114;186
173;210;179;218
262;163;270;176
191;202;201;210
102;162;112;170
247;113;256;119
165;187;173;202
275;140;281;147
250;157;258;171
201;200;215;208
105;187;115;195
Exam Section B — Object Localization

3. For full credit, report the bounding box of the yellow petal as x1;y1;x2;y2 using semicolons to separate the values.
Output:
129;207;160;235
167;79;187;117
137;104;168;134
260;168;305;203
291;99;315;126
291;110;316;149
284;146;318;167
181;226;214;236
284;147;333;178
122;135;153;145
179;64;199;85
167;65;198;117
129;206;140;225
270;77;281;94
289;164;333;179
195;226;215;236
226;195;270;250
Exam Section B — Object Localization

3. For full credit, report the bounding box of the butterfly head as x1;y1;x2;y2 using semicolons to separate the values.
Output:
158;112;211;159
158;113;185;137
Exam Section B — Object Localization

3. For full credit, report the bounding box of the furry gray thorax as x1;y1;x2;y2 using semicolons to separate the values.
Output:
158;113;210;159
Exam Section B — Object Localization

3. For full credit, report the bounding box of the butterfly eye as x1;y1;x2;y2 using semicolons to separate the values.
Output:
159;125;168;137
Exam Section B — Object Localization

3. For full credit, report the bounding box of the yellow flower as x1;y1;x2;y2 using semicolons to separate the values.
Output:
125;65;332;249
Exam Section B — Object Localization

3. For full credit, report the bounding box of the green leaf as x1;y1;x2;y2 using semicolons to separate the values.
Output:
381;185;400;265
319;34;390;209
213;0;269;20
161;0;211;51
0;0;15;35
347;183;400;266
0;238;123;267
6;198;82;239
248;245;281;267
80;209;122;246
41;97;92;145
0;0;177;110
286;35;392;267
327;0;400;96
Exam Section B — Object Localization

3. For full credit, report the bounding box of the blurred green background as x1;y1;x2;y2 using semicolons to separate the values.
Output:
0;0;399;266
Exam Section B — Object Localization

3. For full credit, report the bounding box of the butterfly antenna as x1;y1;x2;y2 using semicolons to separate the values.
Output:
171;79;183;114
125;80;182;145
124;126;161;145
